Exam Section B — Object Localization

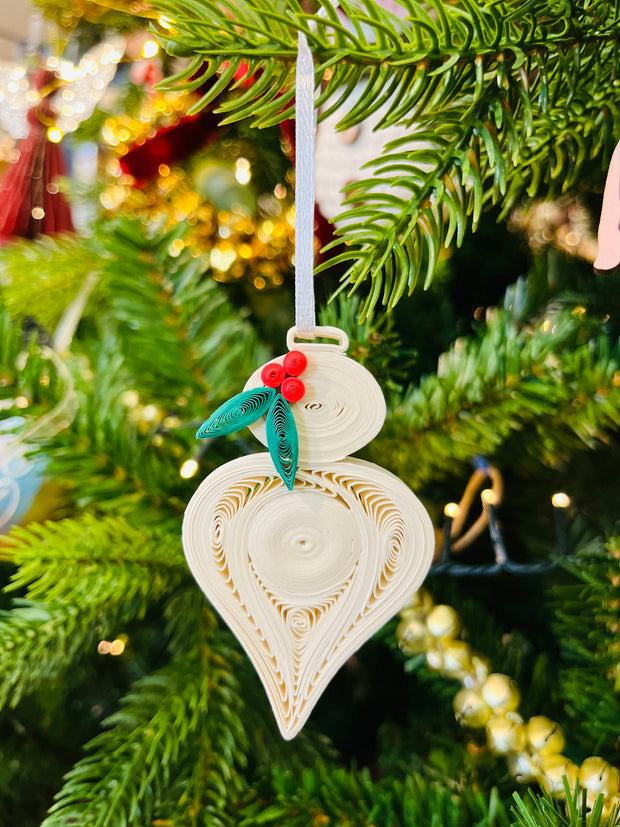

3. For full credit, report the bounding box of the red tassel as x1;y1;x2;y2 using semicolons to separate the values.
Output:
0;69;74;244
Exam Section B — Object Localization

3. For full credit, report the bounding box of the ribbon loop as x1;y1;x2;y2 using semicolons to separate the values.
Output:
294;32;317;337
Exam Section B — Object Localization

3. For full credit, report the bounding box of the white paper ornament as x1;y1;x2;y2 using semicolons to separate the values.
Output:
182;35;433;740
183;453;433;738
183;326;434;738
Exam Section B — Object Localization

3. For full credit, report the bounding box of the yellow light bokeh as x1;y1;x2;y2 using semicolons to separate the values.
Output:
180;458;199;479
551;492;571;509
141;40;160;59
47;127;64;144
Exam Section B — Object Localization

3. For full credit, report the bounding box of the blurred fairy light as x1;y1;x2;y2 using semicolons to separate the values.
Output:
509;197;597;263
158;14;174;28
98;637;127;655
551;492;571;509
31;207;45;220
180;458;199;479
169;238;185;257
58;60;78;82
481;488;497;505
210;246;237;271
235;157;251;185
444;502;460;518
141;404;160;422
0;36;125;146
47;127;63;143
109;639;125;655
141;39;160;59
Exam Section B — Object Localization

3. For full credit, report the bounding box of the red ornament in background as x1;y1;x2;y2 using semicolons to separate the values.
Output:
0;69;74;243
119;109;222;184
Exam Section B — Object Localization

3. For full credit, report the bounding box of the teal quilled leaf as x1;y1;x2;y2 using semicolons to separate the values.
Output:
197;387;276;438
266;395;298;491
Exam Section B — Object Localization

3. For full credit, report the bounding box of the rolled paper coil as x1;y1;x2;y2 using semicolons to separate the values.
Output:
266;395;298;490
197;387;276;438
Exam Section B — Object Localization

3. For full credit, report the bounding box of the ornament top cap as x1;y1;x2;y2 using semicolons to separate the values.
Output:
245;325;386;463
286;325;349;353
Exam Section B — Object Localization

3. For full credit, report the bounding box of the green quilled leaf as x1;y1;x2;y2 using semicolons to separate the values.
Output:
266;395;298;491
197;387;276;438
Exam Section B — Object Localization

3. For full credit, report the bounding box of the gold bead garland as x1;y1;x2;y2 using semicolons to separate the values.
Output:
396;589;620;820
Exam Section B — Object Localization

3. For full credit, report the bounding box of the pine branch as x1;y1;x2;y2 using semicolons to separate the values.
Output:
554;537;620;760
155;0;620;127
0;308;68;414
0;514;186;709
327;86;617;317
90;219;203;404
239;763;508;827
162;240;270;401
43;633;248;827
42;355;191;523
371;282;620;486
2;513;185;599
512;784;614;827
153;0;620;316
0;234;100;330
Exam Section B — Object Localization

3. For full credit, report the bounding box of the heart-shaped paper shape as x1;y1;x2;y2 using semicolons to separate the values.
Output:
183;453;434;739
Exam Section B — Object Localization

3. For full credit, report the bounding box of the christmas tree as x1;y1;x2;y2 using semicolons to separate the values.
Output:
0;1;619;825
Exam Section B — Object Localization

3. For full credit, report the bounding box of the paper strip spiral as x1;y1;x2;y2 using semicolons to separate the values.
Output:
197;387;276;438
266;395;298;490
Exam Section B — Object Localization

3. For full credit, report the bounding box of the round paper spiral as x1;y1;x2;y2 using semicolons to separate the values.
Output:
244;345;386;463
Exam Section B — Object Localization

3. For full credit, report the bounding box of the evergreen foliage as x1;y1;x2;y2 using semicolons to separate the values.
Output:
371;278;620;486
0;515;185;709
157;0;620;316
554;537;620;763
43;632;248;827
1;1;619;825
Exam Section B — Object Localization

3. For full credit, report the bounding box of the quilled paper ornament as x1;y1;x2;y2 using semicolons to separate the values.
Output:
183;33;433;739
183;326;434;738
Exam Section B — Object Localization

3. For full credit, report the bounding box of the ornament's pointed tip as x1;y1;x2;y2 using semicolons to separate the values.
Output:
277;716;306;740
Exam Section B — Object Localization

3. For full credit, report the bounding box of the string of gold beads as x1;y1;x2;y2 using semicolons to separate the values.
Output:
396;589;620;821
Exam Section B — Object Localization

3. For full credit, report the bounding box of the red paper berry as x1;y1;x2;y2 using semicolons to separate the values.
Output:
283;350;307;376
261;363;285;388
281;377;305;402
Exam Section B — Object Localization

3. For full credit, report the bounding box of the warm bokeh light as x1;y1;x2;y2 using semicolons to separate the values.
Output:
180;458;199;479
551;492;571;509
141;40;160;59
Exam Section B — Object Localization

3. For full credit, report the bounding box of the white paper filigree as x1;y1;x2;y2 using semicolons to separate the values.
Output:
183;454;434;738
